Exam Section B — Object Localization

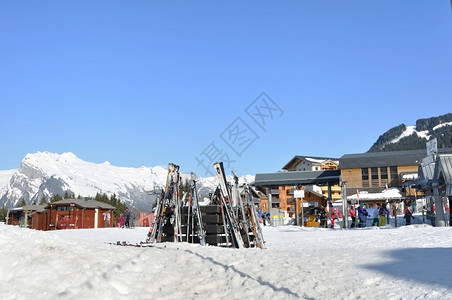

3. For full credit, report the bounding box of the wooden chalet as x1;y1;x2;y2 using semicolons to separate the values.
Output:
6;204;47;229
47;199;116;230
6;199;116;231
254;169;341;223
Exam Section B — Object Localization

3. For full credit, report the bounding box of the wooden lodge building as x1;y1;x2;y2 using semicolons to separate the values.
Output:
254;149;452;225
254;156;341;223
6;199;116;231
339;148;452;208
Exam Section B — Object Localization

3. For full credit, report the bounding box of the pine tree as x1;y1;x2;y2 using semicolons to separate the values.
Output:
39;196;47;205
0;205;8;221
17;198;27;207
51;194;63;203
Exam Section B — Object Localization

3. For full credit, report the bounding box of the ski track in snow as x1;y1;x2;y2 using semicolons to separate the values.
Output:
1;224;452;299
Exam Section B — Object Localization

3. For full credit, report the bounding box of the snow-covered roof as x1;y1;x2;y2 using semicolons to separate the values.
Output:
402;173;418;181
347;188;403;201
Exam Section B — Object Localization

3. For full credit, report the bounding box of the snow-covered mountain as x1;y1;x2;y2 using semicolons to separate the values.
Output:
368;113;452;152
0;152;254;211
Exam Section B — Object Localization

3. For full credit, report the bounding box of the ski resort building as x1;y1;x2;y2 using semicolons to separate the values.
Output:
47;199;116;230
254;155;340;224
254;168;341;225
6;199;116;231
6;204;47;230
339;149;452;207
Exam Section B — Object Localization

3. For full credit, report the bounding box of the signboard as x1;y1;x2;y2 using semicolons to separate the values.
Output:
294;190;305;198
426;138;437;156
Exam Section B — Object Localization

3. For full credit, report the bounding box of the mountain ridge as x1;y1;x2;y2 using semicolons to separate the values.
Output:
368;113;452;152
0;151;254;211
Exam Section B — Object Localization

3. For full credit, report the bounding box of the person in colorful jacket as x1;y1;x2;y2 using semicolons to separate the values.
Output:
330;210;337;228
349;206;356;228
357;203;368;227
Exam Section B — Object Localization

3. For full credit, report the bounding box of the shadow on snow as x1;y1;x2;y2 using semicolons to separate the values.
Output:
184;249;300;298
365;247;452;289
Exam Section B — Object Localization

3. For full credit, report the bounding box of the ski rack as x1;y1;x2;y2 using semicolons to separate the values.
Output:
146;162;265;249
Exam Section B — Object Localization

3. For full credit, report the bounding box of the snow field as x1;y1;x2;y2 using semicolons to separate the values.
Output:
1;224;452;299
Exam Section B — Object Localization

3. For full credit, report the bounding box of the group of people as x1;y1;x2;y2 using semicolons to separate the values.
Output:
349;203;389;228
118;207;134;228
317;206;342;228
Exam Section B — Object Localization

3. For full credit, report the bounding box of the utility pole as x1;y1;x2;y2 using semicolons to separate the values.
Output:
268;190;273;226
295;196;299;226
394;203;398;228
301;198;305;227
341;180;348;228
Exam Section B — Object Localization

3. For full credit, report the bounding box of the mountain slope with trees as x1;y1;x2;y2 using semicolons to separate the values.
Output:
368;113;452;152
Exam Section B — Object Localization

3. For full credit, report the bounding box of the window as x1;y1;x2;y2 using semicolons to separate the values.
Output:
380;167;388;180
362;168;369;187
390;166;398;185
362;168;369;180
56;206;70;211
371;167;379;186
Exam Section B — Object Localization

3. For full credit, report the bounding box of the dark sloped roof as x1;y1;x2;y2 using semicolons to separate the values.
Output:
49;199;116;210
254;170;340;187
339;148;452;169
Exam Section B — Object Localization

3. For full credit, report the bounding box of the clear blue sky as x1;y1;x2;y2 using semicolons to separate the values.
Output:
1;1;451;176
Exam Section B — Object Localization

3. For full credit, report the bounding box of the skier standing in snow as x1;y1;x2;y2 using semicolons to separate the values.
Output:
349;206;356;228
330;210;337;228
357;203;368;228
379;205;387;226
119;213;124;228
124;207;130;228
371;205;380;226
129;210;135;228
262;212;270;226
318;206;327;228
404;208;414;225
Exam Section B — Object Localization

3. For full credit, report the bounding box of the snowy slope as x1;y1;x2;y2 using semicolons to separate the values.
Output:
1;222;452;299
389;125;430;144
0;169;16;189
0;152;254;210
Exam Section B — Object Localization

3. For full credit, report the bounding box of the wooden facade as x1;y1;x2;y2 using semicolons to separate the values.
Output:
6;199;116;231
47;199;115;230
341;165;418;190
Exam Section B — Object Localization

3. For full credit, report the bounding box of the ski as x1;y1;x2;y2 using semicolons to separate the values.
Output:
213;162;244;248
190;172;206;246
108;241;156;248
244;184;266;249
232;171;251;247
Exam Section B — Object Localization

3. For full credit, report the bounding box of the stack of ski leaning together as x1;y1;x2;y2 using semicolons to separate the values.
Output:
145;162;265;249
